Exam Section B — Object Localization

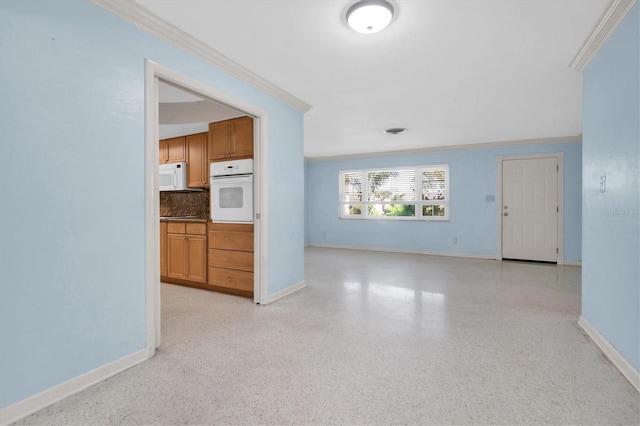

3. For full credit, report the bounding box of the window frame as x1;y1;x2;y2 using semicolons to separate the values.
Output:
339;164;450;221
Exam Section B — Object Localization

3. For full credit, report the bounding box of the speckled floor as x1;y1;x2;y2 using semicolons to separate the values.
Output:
16;247;640;425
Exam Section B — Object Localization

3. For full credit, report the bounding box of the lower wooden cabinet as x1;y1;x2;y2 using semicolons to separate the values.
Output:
207;222;254;296
208;268;254;292
160;221;167;277
164;222;207;284
208;249;253;271
161;220;254;298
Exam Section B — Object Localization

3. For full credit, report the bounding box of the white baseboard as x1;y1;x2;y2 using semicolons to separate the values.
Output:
263;280;306;305
306;243;496;260
563;260;582;266
578;315;640;392
0;348;151;425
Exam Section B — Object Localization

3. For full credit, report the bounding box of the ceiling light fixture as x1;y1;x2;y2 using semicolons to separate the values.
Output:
347;0;394;34
384;128;407;135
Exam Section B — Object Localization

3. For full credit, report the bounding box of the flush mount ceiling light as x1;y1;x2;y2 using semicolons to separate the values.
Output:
347;0;394;34
384;127;407;135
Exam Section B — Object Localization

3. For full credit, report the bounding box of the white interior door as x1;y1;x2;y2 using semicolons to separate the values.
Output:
502;157;558;262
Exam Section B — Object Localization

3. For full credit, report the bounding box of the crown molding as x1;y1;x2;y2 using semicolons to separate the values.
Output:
570;0;638;71
90;0;311;113
304;135;582;162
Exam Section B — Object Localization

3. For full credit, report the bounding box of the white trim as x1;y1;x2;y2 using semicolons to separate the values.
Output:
145;63;162;349
496;156;504;260
578;316;640;392
496;153;564;263
144;60;270;347
307;243;496;260
0;349;149;425
570;0;638;71
262;281;307;305
254;116;270;305
305;136;582;162
563;260;582;267
90;0;311;113
558;153;565;265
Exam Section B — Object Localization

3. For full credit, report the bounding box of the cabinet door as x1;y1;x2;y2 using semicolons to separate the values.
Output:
209;120;231;160
186;235;207;283
186;133;208;188
160;222;167;277
230;116;253;158
167;233;186;279
159;140;168;164
166;136;186;163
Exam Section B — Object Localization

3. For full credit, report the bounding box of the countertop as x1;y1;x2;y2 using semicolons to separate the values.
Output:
160;216;209;223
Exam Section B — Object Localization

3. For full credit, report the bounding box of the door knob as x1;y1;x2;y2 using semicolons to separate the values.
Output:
504;206;508;209
504;212;508;216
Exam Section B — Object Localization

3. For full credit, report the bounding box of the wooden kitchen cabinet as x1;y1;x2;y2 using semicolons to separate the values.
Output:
167;233;187;279
230;116;254;158
208;116;253;160
160;221;167;277
166;222;207;284
208;268;254;293
159;136;187;164
208;249;253;272
207;222;254;296
186;132;209;188
185;235;207;282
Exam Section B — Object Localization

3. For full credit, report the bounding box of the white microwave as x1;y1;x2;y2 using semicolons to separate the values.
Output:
159;162;200;192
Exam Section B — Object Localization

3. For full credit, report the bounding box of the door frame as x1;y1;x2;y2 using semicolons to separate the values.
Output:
496;152;565;264
144;59;269;350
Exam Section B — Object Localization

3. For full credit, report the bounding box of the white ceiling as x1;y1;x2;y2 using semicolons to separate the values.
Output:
137;0;608;158
158;81;244;139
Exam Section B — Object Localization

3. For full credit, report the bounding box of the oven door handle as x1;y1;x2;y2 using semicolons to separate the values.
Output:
211;175;253;183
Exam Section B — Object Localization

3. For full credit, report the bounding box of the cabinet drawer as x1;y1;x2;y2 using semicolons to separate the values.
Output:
209;249;253;272
208;222;253;233
167;222;186;234
186;223;206;235
208;267;253;292
208;231;253;252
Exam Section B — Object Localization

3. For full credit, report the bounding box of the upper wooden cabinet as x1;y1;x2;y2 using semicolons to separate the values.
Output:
159;136;187;164
186;132;209;188
209;116;253;160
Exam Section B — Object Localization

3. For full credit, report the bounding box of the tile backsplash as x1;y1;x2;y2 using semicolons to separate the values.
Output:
160;190;210;219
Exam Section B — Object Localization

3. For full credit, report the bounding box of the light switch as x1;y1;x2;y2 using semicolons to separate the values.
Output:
600;176;606;193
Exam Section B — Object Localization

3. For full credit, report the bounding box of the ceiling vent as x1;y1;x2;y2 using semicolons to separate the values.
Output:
384;128;407;135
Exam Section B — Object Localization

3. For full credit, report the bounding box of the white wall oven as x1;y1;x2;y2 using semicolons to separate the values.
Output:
210;159;253;223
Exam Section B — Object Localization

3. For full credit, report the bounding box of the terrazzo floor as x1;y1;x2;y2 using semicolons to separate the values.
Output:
15;247;640;425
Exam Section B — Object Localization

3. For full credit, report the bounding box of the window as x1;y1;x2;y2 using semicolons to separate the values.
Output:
339;165;449;220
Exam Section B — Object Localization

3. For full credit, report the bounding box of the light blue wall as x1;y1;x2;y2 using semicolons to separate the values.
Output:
0;0;303;409
306;142;582;261
581;4;639;371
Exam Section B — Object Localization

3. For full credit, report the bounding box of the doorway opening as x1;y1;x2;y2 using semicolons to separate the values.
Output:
496;153;565;264
144;60;269;351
